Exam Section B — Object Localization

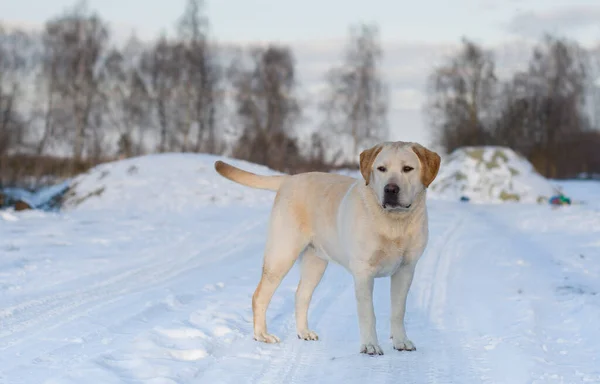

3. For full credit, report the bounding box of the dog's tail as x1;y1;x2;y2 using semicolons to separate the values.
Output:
214;160;285;191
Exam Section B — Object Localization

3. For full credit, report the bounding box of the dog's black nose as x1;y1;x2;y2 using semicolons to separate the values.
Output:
384;183;400;195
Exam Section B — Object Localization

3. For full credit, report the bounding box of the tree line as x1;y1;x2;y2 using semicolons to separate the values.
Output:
2;0;599;188
425;36;600;179
0;0;388;187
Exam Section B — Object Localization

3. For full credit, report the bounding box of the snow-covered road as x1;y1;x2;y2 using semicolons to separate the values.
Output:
1;155;599;383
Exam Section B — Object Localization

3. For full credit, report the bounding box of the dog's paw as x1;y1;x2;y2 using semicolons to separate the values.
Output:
297;329;319;341
254;332;280;344
360;343;384;355
392;337;416;351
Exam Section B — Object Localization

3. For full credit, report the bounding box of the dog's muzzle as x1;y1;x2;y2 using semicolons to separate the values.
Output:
382;183;411;210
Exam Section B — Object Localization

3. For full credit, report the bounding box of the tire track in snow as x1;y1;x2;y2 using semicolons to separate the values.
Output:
33;202;504;383
246;267;356;384
413;209;466;329
44;202;484;384
0;216;267;350
460;204;600;383
1;219;272;384
241;204;482;383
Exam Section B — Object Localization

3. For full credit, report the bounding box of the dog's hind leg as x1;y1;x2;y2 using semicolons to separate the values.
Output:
252;216;308;343
295;246;328;341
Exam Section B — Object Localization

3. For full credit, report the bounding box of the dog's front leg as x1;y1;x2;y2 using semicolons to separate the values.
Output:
390;262;417;351
353;274;383;355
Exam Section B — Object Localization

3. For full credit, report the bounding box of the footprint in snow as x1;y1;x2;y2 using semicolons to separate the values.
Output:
556;284;597;296
202;282;225;292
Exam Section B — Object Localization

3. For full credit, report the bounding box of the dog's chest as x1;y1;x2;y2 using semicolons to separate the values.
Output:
368;234;410;276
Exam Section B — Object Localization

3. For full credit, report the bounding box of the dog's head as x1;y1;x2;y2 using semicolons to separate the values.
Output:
359;141;441;212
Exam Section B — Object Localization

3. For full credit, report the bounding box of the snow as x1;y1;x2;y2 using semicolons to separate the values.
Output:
554;179;600;209
2;153;600;383
429;146;560;204
61;153;283;212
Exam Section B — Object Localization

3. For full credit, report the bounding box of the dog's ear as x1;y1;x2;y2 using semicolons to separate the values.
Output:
359;144;383;185
411;144;441;188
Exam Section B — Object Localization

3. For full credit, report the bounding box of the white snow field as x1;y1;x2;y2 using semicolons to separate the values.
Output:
1;153;600;383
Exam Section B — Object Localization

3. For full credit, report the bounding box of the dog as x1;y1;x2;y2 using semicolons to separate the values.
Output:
213;141;441;355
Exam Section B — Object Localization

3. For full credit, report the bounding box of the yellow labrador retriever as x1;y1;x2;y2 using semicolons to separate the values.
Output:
214;141;440;355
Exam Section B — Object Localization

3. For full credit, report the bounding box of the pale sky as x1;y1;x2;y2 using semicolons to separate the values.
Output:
1;0;599;149
2;0;600;44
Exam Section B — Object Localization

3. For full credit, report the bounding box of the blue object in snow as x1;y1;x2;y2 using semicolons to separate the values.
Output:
549;194;571;206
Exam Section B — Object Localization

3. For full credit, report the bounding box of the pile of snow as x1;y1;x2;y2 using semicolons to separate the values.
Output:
429;146;559;204
61;153;282;212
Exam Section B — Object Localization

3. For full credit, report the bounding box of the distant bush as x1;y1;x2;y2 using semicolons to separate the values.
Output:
0;154;105;189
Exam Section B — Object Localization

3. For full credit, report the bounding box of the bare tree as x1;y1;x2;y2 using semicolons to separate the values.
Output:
528;37;587;131
43;1;109;162
517;35;589;177
0;26;32;156
139;35;185;153
35;30;60;156
491;74;532;151
425;37;498;153
320;23;388;162
99;36;152;158
582;46;600;130
228;44;302;171
489;35;589;177
176;0;223;153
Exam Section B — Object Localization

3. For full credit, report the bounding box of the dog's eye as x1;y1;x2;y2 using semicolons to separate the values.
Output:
403;166;414;173
377;166;387;172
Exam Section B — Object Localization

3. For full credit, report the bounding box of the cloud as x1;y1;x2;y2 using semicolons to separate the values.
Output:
506;5;600;40
477;0;527;12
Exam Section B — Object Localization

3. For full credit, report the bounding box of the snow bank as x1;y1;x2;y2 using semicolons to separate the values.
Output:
61;153;282;212
59;146;565;211
429;146;559;204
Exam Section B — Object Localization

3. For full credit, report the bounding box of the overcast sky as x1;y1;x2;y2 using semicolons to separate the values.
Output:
2;0;599;148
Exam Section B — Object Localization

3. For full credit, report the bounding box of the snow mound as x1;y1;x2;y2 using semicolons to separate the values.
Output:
61;153;282;212
429;146;559;204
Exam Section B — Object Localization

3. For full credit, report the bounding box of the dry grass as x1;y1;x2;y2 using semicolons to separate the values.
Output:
0;154;112;189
